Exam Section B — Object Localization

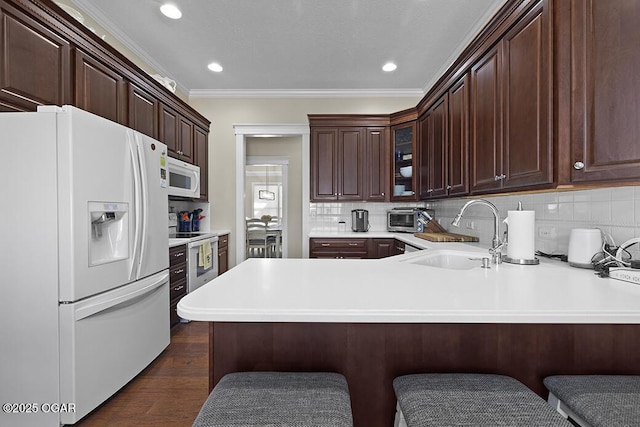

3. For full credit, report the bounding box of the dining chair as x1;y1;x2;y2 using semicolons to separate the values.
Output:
245;218;268;258
266;217;282;258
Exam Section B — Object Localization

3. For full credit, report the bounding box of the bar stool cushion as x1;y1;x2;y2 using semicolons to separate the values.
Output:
193;371;353;427
544;375;640;427
393;373;572;427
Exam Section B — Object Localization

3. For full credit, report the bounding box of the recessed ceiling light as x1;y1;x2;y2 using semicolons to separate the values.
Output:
382;62;397;72
207;62;223;73
160;4;182;19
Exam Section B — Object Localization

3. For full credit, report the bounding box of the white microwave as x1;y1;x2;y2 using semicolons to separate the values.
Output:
167;157;200;198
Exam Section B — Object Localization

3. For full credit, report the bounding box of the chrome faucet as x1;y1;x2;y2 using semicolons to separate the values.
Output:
451;199;504;264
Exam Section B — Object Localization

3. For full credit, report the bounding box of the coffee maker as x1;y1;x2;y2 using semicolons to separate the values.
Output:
351;209;369;232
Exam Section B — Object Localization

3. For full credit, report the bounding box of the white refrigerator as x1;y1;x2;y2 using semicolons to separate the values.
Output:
0;106;170;426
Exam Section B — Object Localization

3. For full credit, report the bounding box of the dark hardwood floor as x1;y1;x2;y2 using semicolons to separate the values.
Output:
76;321;209;427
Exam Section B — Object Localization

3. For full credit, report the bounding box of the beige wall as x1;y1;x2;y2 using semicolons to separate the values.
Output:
188;96;421;267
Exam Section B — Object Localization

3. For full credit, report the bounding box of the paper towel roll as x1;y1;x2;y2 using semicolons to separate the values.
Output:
506;210;535;260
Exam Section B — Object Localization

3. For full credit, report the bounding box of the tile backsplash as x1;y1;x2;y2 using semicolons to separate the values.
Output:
309;186;640;257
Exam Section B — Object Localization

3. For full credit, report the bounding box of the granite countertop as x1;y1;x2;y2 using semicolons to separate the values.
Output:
177;240;640;324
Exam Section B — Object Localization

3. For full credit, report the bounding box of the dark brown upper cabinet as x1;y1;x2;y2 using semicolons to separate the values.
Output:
0;1;71;111
309;115;390;202
311;127;339;201
310;127;364;202
391;122;417;201
364;127;388;201
127;82;158;139
447;74;470;196
419;74;469;200
74;50;127;125
160;103;194;163
0;0;210;172
558;0;640;184
194;126;208;201
470;0;552;194
418;95;448;199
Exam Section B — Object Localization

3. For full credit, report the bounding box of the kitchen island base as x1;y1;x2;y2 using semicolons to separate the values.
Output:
209;322;640;427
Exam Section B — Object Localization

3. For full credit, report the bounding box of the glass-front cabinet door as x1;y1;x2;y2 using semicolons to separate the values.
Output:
391;122;416;200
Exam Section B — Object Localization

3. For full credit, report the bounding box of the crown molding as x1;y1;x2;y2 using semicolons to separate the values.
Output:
190;88;424;99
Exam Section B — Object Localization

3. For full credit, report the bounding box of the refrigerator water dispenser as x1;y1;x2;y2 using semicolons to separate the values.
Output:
89;201;129;266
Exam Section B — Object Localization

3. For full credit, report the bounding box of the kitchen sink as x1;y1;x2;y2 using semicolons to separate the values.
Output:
401;250;487;270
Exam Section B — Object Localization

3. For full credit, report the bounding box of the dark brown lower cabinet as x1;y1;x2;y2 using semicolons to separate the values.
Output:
169;245;187;327
310;237;414;259
369;238;395;259
309;238;369;259
210;322;640;427
217;233;229;275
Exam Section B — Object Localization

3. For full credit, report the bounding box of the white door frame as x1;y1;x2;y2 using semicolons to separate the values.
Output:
234;124;310;264
246;157;289;258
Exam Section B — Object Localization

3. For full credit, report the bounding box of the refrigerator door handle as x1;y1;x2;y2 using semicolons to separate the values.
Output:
127;131;143;282
135;134;148;280
73;271;169;321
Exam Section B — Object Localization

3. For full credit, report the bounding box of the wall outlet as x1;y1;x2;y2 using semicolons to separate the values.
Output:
538;226;557;239
465;220;475;230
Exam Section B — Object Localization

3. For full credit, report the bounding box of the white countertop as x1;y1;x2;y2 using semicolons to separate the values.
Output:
177;240;640;324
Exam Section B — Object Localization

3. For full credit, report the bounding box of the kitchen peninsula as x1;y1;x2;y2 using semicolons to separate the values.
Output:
178;244;640;427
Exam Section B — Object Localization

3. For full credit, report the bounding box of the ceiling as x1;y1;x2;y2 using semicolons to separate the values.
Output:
68;0;507;97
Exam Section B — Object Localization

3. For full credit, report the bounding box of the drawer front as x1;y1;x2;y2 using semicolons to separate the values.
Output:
309;249;368;259
218;233;229;248
169;245;187;267
170;262;187;283
310;238;367;250
170;278;187;300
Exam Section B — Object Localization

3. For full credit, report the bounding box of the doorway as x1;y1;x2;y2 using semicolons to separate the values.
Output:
245;158;288;258
234;124;310;264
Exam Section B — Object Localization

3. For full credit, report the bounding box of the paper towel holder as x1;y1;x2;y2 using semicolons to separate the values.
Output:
502;255;539;265
502;201;539;265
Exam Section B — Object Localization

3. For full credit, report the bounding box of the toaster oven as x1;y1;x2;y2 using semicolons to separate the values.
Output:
387;207;434;233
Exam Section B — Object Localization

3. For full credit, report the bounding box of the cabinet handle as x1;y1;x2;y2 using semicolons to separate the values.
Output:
173;285;184;292
173;252;184;257
427;189;433;193
173;268;184;274
381;192;385;196
348;243;358;246
446;185;452;190
395;246;404;252
321;243;331;247
494;174;506;181
573;161;585;170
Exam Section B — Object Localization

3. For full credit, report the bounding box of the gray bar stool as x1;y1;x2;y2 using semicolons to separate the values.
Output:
544;375;640;427
393;373;572;427
193;371;353;427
